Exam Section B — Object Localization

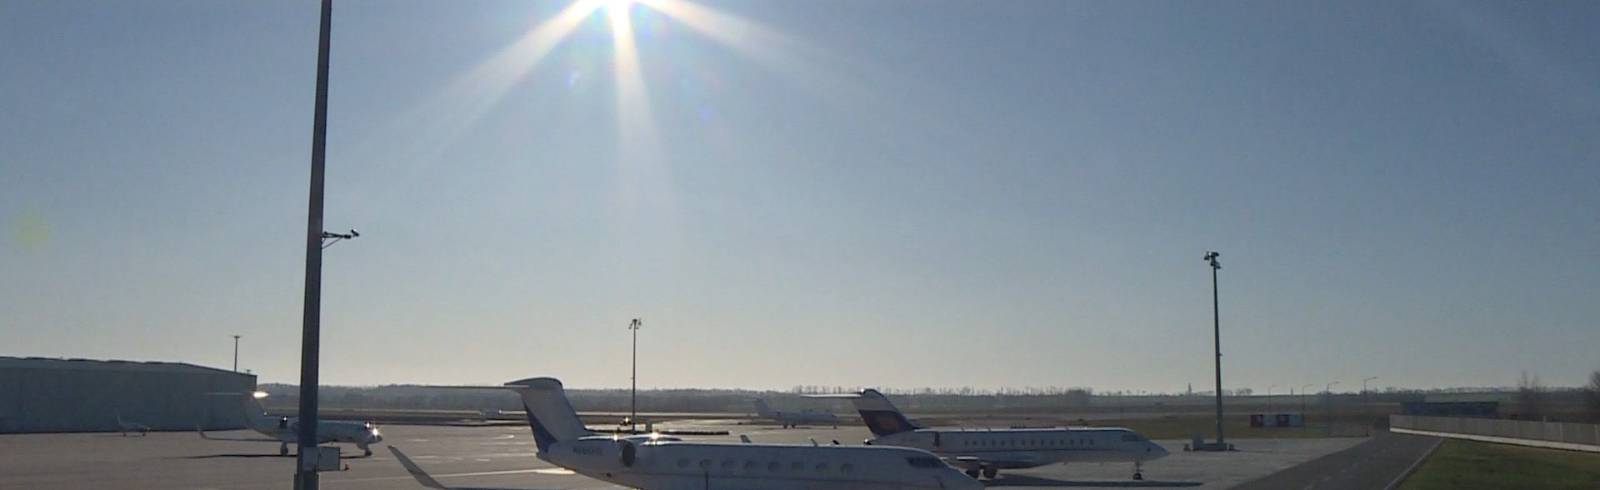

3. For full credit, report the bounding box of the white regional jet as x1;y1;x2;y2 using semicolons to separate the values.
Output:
753;398;840;428
389;377;982;490
827;389;1168;481
197;391;384;456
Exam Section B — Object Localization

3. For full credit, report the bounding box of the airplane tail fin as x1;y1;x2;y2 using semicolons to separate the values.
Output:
503;377;592;452
853;389;919;437
753;398;775;417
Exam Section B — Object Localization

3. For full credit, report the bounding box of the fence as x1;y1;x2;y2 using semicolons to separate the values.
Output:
1390;415;1600;452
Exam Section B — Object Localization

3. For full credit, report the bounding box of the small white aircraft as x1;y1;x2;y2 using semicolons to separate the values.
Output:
822;388;1169;480
114;410;149;436
197;391;384;456
753;398;840;429
390;376;982;490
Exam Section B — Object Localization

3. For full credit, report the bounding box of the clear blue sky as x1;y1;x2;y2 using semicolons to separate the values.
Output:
3;0;1597;391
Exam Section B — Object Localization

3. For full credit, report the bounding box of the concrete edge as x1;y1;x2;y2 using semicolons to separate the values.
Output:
1381;434;1443;490
1389;427;1600;453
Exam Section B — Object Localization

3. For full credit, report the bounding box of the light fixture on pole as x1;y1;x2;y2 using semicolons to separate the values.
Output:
295;0;335;487
232;335;242;372
1204;251;1225;448
628;318;641;433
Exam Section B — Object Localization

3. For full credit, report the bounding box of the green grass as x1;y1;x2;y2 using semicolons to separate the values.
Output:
1398;439;1600;490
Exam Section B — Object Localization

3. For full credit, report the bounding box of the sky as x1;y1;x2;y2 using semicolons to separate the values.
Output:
2;0;1597;392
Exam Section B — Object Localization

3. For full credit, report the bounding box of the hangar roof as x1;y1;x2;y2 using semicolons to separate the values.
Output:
0;356;250;377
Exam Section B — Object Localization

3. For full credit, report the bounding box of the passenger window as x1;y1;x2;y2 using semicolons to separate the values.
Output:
815;462;828;473
677;459;689;468
699;459;711;469
768;461;781;472
792;461;805;471
906;457;944;468
721;460;735;470
841;463;854;474
744;460;757;471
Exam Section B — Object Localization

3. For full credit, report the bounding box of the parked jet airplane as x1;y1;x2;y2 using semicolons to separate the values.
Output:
753;398;840;428
114;410;149;436
390;376;982;490
196;391;383;456
824;389;1168;480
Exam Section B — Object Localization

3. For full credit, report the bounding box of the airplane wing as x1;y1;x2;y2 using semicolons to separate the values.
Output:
196;426;281;442
389;446;583;490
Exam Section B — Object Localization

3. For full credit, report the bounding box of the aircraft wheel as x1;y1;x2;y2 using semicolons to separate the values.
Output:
1134;471;1144;480
965;468;980;479
280;443;290;456
982;467;998;479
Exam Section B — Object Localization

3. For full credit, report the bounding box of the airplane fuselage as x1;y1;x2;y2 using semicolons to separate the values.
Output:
870;427;1167;470
540;437;980;490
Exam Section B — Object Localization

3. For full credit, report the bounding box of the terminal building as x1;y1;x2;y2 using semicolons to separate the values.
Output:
0;357;256;433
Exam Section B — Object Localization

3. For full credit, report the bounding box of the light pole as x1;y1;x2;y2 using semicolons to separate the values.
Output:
1324;381;1340;436
1204;251;1224;447
1300;384;1313;429
628;318;641;433
232;335;241;372
295;1;334;487
1267;384;1276;417
1362;376;1379;436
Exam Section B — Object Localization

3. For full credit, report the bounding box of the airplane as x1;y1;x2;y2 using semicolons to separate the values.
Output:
389;376;983;490
822;388;1169;481
114;410;149;436
753;398;840;429
196;391;384;456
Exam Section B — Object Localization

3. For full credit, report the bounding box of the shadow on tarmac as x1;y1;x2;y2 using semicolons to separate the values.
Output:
984;474;1203;487
182;453;374;460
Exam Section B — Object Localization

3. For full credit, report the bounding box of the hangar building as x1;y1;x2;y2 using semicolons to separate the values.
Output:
0;356;257;433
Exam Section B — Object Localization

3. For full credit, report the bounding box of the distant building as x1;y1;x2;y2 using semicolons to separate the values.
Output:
0;356;256;433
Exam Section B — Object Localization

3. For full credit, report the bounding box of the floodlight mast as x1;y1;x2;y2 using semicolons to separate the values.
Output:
295;0;333;488
1205;251;1223;447
628;318;641;433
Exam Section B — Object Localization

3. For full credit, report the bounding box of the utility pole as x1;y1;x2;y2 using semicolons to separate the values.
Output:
1205;251;1224;447
1300;384;1312;429
628;318;641;433
232;335;242;372
295;1;334;488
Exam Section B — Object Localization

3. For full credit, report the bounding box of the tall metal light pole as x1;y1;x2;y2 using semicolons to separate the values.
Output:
1300;383;1313;428
1204;251;1224;447
232;335;242;372
1267;384;1276;416
628;318;641;433
1324;381;1340;437
1362;376;1379;436
295;0;334;488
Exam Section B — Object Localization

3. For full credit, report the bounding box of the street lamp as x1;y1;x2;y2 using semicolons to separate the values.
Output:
1204;251;1225;447
628;318;641;433
232;335;242;372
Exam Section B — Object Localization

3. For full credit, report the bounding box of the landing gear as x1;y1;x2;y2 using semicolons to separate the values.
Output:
982;467;998;479
360;445;373;457
1132;461;1144;481
965;468;980;479
279;443;290;456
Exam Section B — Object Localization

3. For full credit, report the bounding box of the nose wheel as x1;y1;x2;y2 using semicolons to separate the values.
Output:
279;443;290;456
1132;461;1144;480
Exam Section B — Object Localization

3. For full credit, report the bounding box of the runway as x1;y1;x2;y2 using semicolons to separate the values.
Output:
0;422;1367;489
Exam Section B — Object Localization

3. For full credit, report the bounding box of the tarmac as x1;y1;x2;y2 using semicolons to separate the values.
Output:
0;421;1373;489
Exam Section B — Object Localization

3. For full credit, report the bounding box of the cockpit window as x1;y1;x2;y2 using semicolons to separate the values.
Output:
1121;433;1143;442
906;457;944;468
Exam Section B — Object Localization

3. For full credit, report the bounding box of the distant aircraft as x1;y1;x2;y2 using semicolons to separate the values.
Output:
197;391;383;456
114;410;149;437
823;388;1169;480
753;398;840;428
389;376;982;490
